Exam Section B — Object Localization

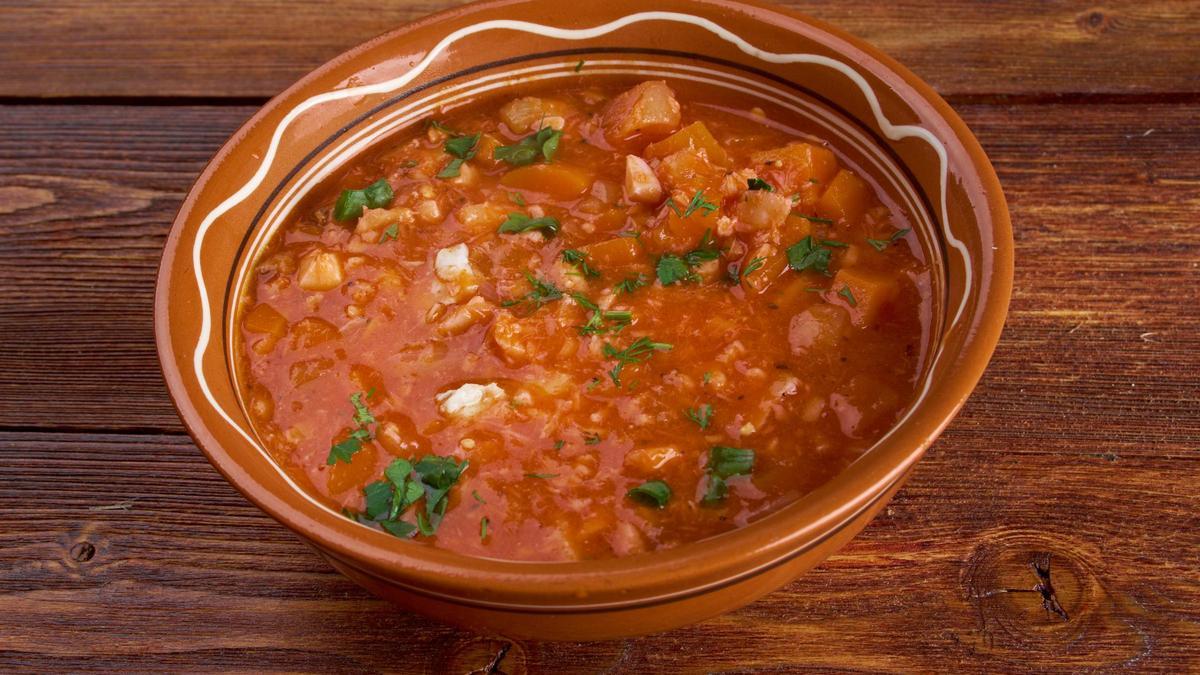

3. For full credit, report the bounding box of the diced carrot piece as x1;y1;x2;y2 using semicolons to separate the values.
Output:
243;303;287;338
663;208;715;249
600;81;682;147
741;246;788;294
816;169;872;225
500;163;594;199
830;266;897;327
289;357;334;387
643;121;730;167
474;133;505;170
779;213;816;243
288;317;340;349
581;236;643;267
326;439;378;495
656;148;725;197
752;142;839;193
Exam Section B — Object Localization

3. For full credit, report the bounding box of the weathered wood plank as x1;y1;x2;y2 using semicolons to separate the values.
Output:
0;429;1195;671
0;1;1197;98
1;103;1197;435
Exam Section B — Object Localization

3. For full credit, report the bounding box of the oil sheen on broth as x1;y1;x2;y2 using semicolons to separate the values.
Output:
236;79;933;562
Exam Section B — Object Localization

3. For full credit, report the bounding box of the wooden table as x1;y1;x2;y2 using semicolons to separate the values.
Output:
2;1;1197;671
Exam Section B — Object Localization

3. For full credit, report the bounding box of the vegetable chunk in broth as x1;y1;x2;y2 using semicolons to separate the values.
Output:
236;79;934;562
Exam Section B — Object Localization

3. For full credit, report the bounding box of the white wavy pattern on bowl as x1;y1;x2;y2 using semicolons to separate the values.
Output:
189;11;964;515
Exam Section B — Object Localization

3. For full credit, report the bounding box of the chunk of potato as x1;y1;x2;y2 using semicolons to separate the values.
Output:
488;312;563;366
816;169;871;225
355;206;414;242
296;250;344;291
735;190;790;231
500;163;594;199
436;296;494;336
600;80;682;147
788;304;849;356
643;121;730;167
500;96;576;134
740;245;788;295
831;266;897;327
455;202;510;234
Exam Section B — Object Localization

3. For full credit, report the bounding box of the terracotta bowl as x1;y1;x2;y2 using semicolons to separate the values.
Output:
155;0;1012;640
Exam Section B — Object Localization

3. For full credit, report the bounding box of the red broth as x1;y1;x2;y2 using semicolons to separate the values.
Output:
235;80;934;561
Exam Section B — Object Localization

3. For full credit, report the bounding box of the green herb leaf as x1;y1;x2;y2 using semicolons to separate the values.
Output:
627;480;672;508
574;59;585;72
667;189;719;218
684;229;721;266
820;239;849;248
656;254;695;285
708;446;755;478
866;228;911;251
498;212;561;235
747;178;773;192
701;475;728;504
363;480;394;520
350;391;376;426
333;178;394;221
493;126;563;167
480;516;490;540
525;472;559;480
615;273;649;295
503;271;563;312
326;437;361;465
685;404;714;430
562;249;601;277
793;213;834;225
786;236;833;275
838;284;858;307
553;439;565;450
583;432;602;445
379;519;418;537
472;489;487;504
509;191;526;206
437;132;481;179
380;223;399;242
603;336;673;385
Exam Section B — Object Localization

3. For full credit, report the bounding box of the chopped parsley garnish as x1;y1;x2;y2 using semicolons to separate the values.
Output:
786;236;835;275
615;273;649;295
656;254;694;285
603;336;673;386
553;439;566;451
380;223;399;242
821;239;849;248
525;472;559;480
728;256;766;284
684;229;721;266
472;489;486;504
666;189;719;218
501;271;563;311
480;516;489;540
574;59;585;72
436;131;481;179
333;179;394;221
509;191;526;206
866;228;911;251
701;446;755;505
426;119;458;135
562;249;601;277
493;126;563;167
583;432;602;445
326;391;377;465
498;212;561;235
838;284;858;307
572;292;632;336
747;177;774;192
793;213;834;225
627;480;672;508
685;404;714;430
352;455;469;538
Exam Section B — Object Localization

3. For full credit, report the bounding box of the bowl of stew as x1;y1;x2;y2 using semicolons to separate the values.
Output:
156;0;1011;639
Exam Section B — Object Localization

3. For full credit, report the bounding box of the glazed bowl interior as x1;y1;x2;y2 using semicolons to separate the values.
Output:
157;0;1011;613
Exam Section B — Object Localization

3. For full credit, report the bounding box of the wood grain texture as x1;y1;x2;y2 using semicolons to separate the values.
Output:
0;97;1198;670
0;0;1198;99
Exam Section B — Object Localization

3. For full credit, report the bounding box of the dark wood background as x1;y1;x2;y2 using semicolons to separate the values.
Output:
1;1;1198;671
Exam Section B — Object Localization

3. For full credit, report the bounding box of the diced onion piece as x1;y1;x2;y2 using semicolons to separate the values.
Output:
623;155;663;204
296;250;344;291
